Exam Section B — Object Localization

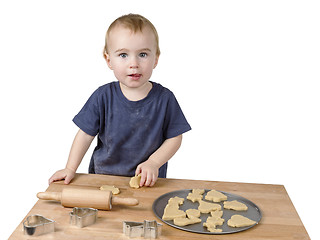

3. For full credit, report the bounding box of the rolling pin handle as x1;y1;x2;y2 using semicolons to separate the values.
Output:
37;192;62;201
112;196;139;206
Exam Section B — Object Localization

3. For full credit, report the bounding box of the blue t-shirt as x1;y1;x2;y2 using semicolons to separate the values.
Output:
73;81;191;178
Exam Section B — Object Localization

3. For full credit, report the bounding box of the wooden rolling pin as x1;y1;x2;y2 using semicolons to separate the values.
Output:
37;188;139;210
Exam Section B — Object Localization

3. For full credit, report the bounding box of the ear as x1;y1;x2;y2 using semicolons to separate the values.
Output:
104;52;113;70
153;55;159;69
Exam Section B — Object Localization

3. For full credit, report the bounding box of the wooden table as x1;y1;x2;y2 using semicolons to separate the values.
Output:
9;174;310;240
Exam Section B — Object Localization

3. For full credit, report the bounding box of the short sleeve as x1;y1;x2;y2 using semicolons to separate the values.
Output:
163;92;191;139
72;88;101;136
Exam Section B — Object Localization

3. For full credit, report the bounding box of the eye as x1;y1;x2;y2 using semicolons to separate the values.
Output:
139;52;148;58
119;53;128;58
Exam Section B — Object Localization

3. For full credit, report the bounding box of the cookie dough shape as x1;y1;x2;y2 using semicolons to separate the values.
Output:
173;217;201;226
186;209;201;218
205;190;227;202
206;226;223;233
203;215;224;232
192;189;205;195
210;210;223;218
186;189;205;203
224;200;248;211
227;215;257;228
198;200;221;213
162;204;186;221
187;192;203;202
99;185;120;194
204;216;224;227
204;210;224;229
129;174;141;189
168;196;184;205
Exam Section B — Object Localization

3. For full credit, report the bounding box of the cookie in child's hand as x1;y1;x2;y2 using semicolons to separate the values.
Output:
129;174;141;189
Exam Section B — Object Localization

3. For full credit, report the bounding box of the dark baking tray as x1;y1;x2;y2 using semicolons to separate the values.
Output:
152;189;261;234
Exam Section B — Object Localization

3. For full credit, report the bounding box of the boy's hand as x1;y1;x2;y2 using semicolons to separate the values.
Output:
48;168;76;185
135;160;159;187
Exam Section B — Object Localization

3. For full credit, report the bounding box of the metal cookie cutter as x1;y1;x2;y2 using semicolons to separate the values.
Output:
23;215;55;236
123;220;162;239
123;221;144;238
143;220;162;239
70;207;98;228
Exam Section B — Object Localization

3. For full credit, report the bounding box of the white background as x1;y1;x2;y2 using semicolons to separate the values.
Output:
1;0;319;239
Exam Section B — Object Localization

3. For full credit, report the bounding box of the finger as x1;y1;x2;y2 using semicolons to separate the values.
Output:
49;176;59;185
144;172;153;187
48;175;59;185
135;165;142;176
149;174;157;187
48;173;57;185
139;171;147;187
64;175;72;185
49;171;65;185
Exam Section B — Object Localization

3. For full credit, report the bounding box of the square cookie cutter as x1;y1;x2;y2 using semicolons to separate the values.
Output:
70;207;98;228
23;215;55;236
123;220;162;238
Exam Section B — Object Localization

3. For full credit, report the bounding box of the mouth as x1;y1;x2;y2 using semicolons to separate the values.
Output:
128;73;142;80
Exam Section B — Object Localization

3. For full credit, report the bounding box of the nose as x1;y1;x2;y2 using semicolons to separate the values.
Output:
129;56;139;69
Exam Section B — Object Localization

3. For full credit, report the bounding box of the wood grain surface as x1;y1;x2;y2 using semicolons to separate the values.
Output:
9;173;310;240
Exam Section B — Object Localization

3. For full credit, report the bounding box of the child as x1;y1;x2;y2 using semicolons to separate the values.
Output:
49;13;191;187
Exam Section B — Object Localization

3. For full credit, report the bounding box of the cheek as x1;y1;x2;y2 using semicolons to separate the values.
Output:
113;67;126;79
144;62;156;75
108;61;121;79
111;60;125;73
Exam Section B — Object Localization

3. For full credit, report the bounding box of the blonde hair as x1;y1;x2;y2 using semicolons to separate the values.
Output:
103;14;160;57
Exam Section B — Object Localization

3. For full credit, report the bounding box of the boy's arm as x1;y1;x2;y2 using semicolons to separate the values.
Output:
136;134;182;187
49;129;95;184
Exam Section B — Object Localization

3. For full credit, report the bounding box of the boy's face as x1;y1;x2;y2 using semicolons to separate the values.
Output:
105;25;159;90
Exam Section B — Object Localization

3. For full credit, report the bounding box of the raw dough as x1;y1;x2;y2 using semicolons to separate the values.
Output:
129;174;141;189
186;189;205;203
100;185;120;194
203;216;224;227
186;192;203;202
173;217;201;226
192;189;205;195
198;200;221;213
162;204;186;220
160;189;258;232
227;215;257;227
162;196;186;220
168;196;184;205
210;210;223;218
224;200;248;211
186;209;201;218
206;226;223;233
205;190;227;202
203;210;225;233
163;196;202;225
